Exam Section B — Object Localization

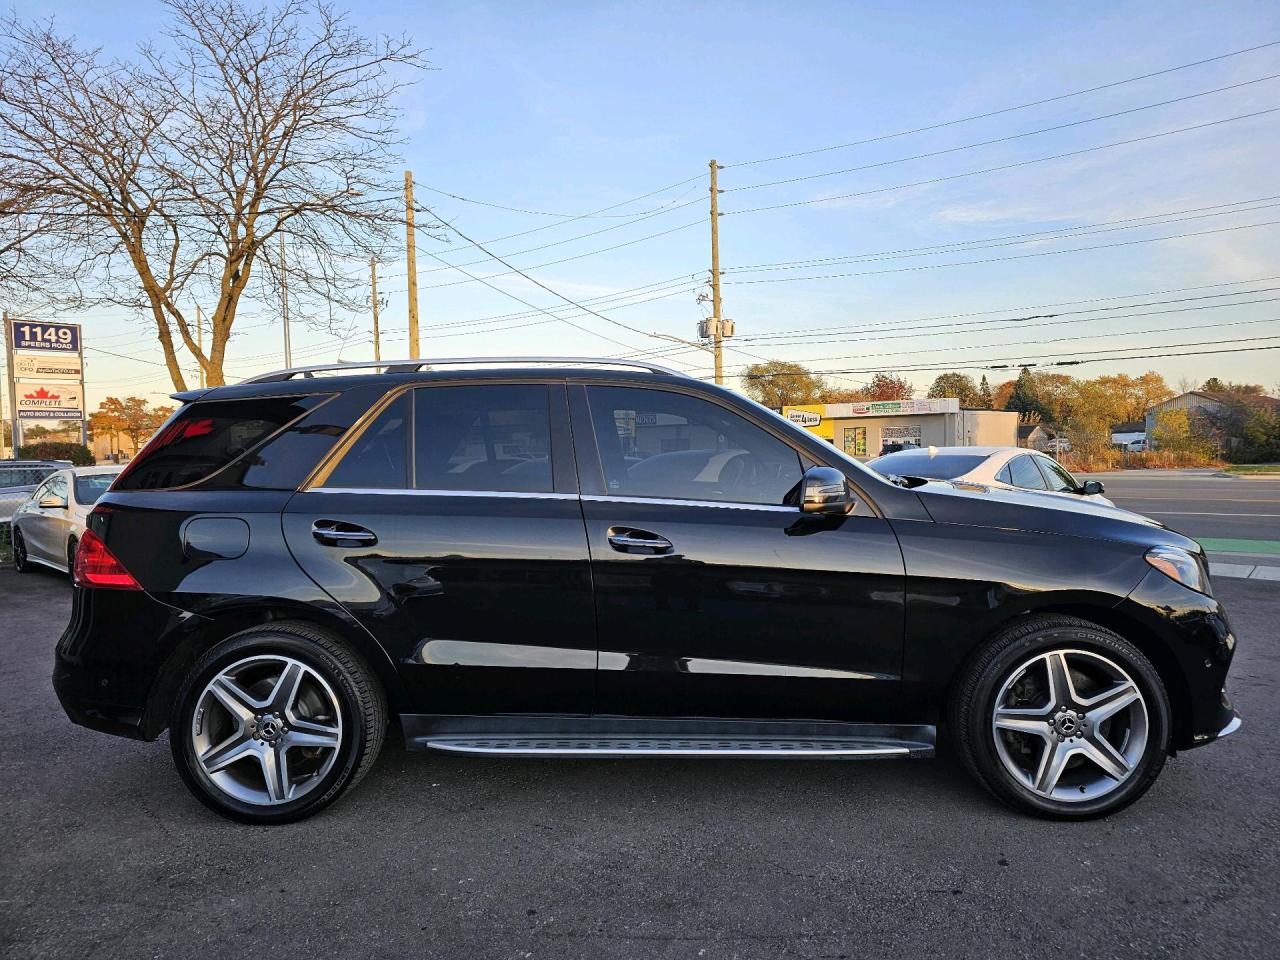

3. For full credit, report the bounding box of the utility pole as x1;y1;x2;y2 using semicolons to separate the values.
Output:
370;259;382;363
404;170;421;358
709;159;724;386
279;234;293;368
195;303;206;389
3;310;17;457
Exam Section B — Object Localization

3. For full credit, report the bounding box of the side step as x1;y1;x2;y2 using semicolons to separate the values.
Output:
422;735;924;759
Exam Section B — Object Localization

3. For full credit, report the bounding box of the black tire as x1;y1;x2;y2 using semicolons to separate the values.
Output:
170;621;387;824
12;527;32;573
948;614;1171;820
66;536;77;581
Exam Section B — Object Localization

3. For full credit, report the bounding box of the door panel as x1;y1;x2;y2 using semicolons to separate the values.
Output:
283;490;596;714
572;383;906;721
283;381;596;716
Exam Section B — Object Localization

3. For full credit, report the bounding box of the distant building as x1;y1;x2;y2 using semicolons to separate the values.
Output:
781;398;1018;458
1145;391;1280;449
1017;423;1056;451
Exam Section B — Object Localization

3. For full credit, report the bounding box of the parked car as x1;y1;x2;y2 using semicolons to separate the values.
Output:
11;465;122;576
55;358;1238;824
1126;438;1149;453
1045;437;1072;454
0;459;68;523
866;446;1115;507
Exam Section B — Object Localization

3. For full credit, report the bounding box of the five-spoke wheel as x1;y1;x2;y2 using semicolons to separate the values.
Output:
991;648;1147;802
192;655;344;806
951;614;1170;819
172;623;386;824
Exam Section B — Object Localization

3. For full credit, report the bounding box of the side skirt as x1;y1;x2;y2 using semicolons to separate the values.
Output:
401;715;935;759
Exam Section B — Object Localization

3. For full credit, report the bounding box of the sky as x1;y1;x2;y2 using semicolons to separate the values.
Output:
8;0;1280;410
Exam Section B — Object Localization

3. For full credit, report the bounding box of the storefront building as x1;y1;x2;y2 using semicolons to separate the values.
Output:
781;399;1018;458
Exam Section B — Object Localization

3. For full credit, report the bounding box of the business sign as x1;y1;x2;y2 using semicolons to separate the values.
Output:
787;409;822;427
7;319;81;353
14;352;82;379
828;398;960;418
17;382;84;419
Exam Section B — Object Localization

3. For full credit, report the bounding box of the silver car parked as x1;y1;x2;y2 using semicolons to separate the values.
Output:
11;466;121;576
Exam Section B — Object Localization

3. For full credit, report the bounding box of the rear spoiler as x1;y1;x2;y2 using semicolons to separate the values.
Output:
170;388;212;403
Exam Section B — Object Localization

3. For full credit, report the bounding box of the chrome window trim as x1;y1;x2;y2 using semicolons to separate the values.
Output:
582;494;797;513
304;488;797;512
309;487;577;500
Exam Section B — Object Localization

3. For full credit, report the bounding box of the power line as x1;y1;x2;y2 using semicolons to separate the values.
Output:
725;108;1280;216
719;312;1280;371
723;197;1280;274
420;176;705;254
726;40;1280;168
705;333;1280;377
416;202;694;354
419;178;703;219
728;75;1280;194
722;219;1280;285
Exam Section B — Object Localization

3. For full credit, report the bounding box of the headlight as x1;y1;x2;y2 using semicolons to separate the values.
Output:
1145;545;1211;595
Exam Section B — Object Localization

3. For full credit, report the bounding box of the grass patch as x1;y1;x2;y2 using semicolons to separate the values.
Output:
1224;463;1280;475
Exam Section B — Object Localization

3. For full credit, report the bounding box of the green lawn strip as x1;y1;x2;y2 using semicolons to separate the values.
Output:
1198;537;1280;556
1224;464;1280;475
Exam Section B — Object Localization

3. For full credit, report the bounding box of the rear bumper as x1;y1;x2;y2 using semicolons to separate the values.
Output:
53;587;189;742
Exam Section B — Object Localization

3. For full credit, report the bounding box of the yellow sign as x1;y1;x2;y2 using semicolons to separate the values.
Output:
782;405;833;440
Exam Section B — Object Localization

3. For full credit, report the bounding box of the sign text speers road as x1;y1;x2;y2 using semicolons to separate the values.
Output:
4;316;88;450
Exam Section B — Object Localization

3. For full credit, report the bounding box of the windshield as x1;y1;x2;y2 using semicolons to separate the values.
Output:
73;473;119;505
866;450;988;480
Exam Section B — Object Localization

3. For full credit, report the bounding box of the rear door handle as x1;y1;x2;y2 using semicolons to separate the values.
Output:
607;527;673;555
311;519;378;547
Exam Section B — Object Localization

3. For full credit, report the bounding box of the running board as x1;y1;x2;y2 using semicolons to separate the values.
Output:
402;716;934;759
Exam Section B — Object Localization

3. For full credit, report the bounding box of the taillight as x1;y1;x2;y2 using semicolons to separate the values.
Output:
73;527;142;590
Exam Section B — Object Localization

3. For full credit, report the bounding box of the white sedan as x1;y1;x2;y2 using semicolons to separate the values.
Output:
11;465;121;576
866;446;1114;507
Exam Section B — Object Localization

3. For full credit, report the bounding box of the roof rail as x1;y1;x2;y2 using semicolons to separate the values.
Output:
241;356;692;384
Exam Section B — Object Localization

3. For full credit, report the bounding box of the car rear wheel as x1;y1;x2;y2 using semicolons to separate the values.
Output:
66;536;77;580
12;527;31;573
171;622;387;824
949;614;1171;819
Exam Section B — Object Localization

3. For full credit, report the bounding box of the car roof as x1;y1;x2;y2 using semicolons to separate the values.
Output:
65;465;123;477
874;446;1022;458
172;364;691;404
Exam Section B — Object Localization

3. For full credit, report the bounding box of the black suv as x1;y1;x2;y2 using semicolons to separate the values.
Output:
54;359;1239;823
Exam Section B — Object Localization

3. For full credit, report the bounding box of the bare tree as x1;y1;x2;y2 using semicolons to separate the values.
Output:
0;0;428;388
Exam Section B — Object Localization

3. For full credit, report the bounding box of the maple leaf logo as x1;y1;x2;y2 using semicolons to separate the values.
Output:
23;387;61;400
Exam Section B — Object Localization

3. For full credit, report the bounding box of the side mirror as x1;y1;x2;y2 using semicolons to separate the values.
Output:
1080;480;1105;496
38;495;67;509
800;466;853;516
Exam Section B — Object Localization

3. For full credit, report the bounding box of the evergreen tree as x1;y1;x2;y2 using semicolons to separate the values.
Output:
977;375;994;408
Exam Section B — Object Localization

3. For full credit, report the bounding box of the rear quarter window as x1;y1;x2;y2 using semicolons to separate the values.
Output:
113;394;333;491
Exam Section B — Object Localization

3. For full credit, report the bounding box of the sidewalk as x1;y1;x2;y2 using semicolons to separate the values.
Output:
1208;549;1280;582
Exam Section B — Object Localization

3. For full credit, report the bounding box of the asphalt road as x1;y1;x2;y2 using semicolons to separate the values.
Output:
1086;469;1280;544
2;564;1278;960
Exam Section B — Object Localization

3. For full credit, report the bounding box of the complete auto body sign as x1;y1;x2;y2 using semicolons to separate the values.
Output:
17;382;84;419
14;353;82;379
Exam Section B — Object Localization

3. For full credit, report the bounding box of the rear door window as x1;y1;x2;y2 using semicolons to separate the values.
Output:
1007;454;1049;491
114;394;328;491
414;385;552;493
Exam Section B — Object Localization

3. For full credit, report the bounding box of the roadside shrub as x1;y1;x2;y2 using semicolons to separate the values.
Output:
16;441;94;466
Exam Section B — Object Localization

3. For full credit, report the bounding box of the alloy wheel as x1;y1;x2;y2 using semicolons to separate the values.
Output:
13;528;28;571
191;655;343;806
991;648;1148;803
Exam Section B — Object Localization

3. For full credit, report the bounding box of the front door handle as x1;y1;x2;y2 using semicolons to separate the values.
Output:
607;527;673;555
312;519;378;547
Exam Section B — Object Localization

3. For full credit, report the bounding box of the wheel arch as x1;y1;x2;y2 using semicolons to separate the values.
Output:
972;602;1193;751
142;600;407;740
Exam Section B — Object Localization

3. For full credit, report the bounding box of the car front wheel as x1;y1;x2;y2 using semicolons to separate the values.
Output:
950;614;1171;819
12;527;32;573
170;622;386;824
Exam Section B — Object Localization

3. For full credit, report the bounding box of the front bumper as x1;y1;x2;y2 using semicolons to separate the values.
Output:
1120;568;1238;750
